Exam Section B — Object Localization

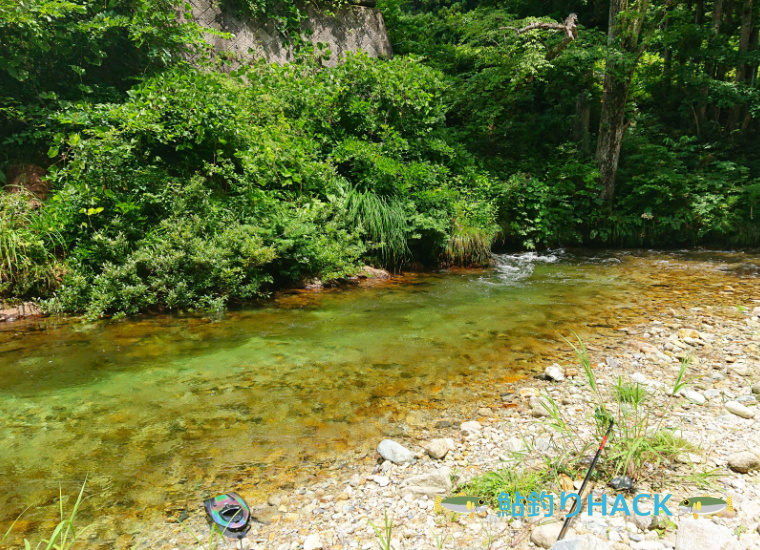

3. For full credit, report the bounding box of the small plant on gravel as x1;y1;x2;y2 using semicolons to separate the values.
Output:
613;376;649;405
432;526;449;549
671;355;692;396
368;508;394;550
460;465;552;506
563;335;696;482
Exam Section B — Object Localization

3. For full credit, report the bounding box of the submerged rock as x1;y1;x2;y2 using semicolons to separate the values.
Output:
377;439;415;464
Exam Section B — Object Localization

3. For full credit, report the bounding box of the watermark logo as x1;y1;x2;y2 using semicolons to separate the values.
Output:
679;496;733;519
496;491;673;518
435;496;489;517
435;492;734;520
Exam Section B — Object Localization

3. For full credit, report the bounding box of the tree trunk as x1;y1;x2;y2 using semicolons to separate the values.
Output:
736;0;753;83
573;92;592;154
596;56;631;203
595;0;650;203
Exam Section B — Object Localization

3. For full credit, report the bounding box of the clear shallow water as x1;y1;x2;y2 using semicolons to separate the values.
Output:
0;249;758;547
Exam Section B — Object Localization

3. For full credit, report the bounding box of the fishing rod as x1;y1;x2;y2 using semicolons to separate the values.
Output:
556;419;614;542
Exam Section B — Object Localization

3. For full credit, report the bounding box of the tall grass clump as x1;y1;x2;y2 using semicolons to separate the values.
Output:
0;194;61;298
340;183;409;266
564;334;696;481
442;201;498;267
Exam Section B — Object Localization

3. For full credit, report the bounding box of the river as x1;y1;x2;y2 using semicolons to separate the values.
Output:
0;249;758;547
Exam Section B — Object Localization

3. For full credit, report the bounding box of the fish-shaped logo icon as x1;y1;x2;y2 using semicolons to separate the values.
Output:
679;496;733;519
434;495;488;517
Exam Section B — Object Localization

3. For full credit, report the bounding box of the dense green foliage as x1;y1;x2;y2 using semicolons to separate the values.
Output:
1;0;760;317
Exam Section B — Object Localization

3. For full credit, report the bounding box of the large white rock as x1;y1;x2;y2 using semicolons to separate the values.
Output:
377;439;415;464
676;518;740;550
549;534;613;550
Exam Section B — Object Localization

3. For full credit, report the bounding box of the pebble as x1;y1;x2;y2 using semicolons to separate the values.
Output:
371;476;389;487
425;438;451;460
704;389;721;400
531;521;562;548
725;401;755;419
545;364;566;382
303;534;322;550
727;451;760;473
460;420;482;435
682;390;706;405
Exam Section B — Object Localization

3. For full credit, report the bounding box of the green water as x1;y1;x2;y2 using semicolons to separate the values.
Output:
0;250;757;547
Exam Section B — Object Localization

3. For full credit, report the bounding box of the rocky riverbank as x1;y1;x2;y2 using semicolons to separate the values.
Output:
132;300;760;550
0;301;42;322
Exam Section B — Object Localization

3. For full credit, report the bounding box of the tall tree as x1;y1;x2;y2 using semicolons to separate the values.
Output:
595;0;652;203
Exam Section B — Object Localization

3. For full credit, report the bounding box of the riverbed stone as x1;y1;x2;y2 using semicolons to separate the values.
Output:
752;382;760;395
460;420;482;435
377;439;414;464
371;475;390;487
545;364;565;382
705;389;722;400
725;400;755;419
405;466;451;497
425;439;450;460
529;397;551;417
682;390;706;404
727;451;760;473
531;522;562;548
675;518;739;550
303;533;323;550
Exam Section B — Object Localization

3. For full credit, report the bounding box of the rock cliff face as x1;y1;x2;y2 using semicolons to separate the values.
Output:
186;0;393;67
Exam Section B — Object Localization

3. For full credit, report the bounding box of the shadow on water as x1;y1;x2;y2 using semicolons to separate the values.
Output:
1;249;759;546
